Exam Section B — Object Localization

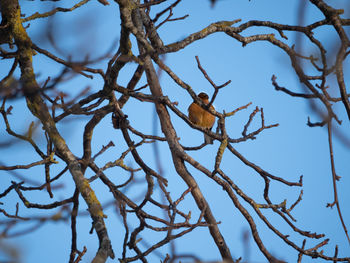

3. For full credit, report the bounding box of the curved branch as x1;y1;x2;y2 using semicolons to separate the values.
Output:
0;2;114;261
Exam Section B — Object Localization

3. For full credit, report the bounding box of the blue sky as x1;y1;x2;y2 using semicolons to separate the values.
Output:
1;0;350;262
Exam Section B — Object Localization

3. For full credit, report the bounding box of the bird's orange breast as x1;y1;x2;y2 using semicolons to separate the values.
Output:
188;102;215;129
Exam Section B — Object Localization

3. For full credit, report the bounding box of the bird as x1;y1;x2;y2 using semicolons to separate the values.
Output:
188;92;216;144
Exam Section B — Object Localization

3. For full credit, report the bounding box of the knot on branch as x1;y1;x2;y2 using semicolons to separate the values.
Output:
112;112;129;129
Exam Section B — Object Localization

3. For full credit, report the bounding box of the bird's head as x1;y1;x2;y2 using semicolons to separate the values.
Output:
198;92;209;101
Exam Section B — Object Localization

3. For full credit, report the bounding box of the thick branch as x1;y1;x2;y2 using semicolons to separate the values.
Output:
116;3;234;261
0;1;114;261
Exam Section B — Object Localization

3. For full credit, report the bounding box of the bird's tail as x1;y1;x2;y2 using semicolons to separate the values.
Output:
204;133;214;144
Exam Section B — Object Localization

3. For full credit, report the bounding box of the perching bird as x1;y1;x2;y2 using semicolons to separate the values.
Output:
188;92;216;144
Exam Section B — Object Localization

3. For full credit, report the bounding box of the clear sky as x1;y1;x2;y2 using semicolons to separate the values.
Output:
0;0;349;262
